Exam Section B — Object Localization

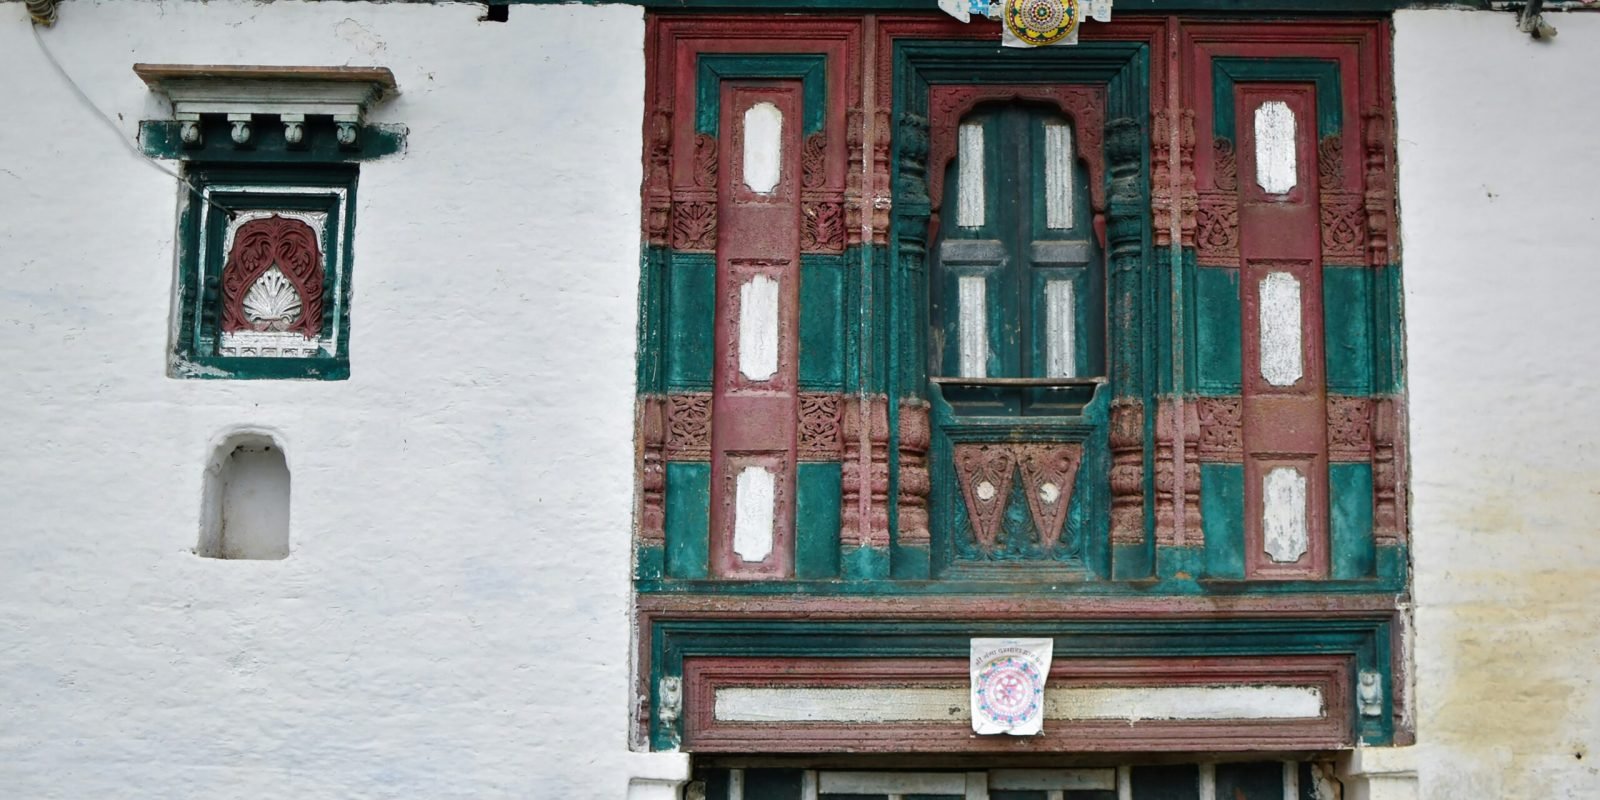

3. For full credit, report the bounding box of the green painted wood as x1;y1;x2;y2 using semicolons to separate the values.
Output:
892;543;932;579
638;246;668;394
1177;249;1200;393
842;545;891;580
1112;541;1152;580
1195;266;1242;396
1156;544;1203;581
1201;463;1246;579
800;255;847;392
1374;263;1405;393
1212;58;1343;142
140;119;405;162
696;54;827;137
1324;265;1374;396
665;253;716;392
637;544;665;581
665;462;711;579
170;164;357;381
796;463;843;579
1330;463;1375;581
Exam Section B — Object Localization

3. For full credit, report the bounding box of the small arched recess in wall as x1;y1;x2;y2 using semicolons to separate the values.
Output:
198;429;291;560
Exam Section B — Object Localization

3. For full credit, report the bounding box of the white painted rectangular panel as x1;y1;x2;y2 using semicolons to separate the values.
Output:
742;101;783;194
738;274;780;381
1044;121;1074;229
1051;685;1324;721
958;275;989;378
717;687;965;722
989;769;1117;791
728;768;746;800
1045;279;1076;378
1254;100;1298;195
1262;466;1309;563
820;772;968;795
716;684;1323;723
958;122;986;228
1117;766;1132;800
732;466;775;562
1282;761;1299;800
1259;271;1304;386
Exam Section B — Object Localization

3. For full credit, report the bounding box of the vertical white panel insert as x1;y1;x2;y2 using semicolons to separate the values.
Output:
733;466;776;563
1197;764;1217;800
1254;101;1298;195
1044;121;1074;229
742;102;783;194
1259;271;1304;387
958;275;989;378
738;274;780;381
958;121;986;228
728;768;746;800
1282;761;1300;800
1263;466;1310;563
1117;766;1132;800
1045;279;1077;378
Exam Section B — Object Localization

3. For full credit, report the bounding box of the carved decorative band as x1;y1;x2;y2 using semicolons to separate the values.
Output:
664;392;712;461
798;393;844;461
1327;395;1375;462
639;395;666;542
801;198;846;253
952;441;1085;554
1320;191;1366;265
1196;396;1243;463
897;401;931;547
1195;192;1239;267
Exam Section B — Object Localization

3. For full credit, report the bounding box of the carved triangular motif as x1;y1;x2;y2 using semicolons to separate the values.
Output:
1015;443;1084;549
953;443;1018;549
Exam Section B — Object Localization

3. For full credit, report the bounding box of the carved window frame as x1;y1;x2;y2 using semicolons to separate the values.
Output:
170;164;358;380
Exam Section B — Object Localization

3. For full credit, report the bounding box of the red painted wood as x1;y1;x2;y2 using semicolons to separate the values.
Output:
681;655;1353;753
1237;84;1328;581
709;84;803;580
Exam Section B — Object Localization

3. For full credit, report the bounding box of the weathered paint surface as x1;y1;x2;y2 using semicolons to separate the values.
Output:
716;685;1325;723
0;2;688;797
1396;10;1600;800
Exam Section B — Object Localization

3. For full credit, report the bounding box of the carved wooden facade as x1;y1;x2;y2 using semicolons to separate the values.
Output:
633;13;1408;757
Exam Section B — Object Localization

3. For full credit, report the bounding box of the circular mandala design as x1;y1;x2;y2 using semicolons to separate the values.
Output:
975;656;1044;725
1004;0;1080;47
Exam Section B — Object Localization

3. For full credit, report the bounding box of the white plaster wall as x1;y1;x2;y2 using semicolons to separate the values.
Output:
0;1;687;796
1395;10;1600;799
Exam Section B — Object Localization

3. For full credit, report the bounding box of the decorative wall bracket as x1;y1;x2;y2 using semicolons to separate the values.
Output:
134;64;397;151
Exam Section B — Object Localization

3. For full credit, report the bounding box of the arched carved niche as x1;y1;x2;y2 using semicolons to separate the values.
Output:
220;215;325;339
925;84;1108;243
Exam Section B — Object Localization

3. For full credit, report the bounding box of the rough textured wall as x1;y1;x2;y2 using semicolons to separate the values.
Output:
1395;10;1600;799
0;1;687;797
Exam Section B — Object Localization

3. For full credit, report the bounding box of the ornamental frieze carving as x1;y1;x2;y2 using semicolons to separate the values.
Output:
1213;138;1238;192
1327;395;1375;462
801;133;827;191
897;401;932;548
671;201;717;251
801;201;846;253
693;133;718;189
221;214;324;340
1195;194;1240;266
1320;197;1367;264
664;393;712;461
1196;396;1243;462
798;393;843;460
1318;133;1344;186
644;108;673;246
1178;109;1199;249
1154;402;1178;547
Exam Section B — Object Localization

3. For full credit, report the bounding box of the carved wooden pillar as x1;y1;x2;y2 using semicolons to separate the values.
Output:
897;400;931;550
639;396;667;543
1106;116;1147;547
841;396;892;553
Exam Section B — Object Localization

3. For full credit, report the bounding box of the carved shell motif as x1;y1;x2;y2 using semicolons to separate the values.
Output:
241;266;304;331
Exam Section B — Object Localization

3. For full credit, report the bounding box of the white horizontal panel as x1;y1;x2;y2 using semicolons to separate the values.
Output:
715;684;1324;724
820;771;968;795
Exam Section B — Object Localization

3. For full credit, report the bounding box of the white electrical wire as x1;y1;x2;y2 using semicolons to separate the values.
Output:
30;22;238;217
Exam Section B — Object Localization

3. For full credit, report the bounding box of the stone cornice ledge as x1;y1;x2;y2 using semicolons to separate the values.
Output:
134;64;398;149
